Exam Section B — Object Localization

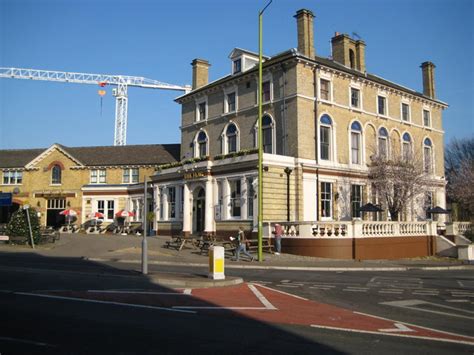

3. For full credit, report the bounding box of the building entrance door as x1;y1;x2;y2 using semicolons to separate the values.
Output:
193;188;205;234
46;198;66;228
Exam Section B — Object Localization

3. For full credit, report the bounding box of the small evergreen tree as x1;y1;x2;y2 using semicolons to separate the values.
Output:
6;208;41;244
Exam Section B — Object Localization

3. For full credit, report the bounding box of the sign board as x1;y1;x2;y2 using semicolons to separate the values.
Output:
183;171;206;180
0;193;12;207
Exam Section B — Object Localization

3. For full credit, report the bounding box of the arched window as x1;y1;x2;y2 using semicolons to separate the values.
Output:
225;123;238;153
320;115;332;161
350;121;362;164
255;115;274;154
195;131;208;158
51;164;62;184
402;133;412;161
378;127;389;159
423;138;433;173
349;49;355;69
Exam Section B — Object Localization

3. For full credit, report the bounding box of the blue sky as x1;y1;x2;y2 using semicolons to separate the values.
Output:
0;0;472;149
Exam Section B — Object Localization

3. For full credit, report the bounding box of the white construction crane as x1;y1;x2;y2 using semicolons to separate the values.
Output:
0;67;191;146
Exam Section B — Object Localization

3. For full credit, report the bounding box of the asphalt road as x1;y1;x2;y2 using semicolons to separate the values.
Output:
0;252;473;354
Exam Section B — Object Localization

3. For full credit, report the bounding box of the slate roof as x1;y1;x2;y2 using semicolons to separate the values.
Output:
0;144;181;168
177;48;447;107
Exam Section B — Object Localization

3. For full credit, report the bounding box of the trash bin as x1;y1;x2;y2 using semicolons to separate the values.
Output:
208;246;225;280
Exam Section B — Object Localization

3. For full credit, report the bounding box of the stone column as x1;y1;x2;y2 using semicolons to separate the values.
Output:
205;177;214;235
241;177;248;220
182;183;191;236
162;189;169;221
222;179;230;220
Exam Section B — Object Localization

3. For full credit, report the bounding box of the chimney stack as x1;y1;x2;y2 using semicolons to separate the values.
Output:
421;61;436;99
331;33;366;72
191;58;211;90
294;9;315;58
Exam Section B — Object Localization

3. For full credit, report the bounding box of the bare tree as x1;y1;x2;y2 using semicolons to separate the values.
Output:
368;147;435;221
445;137;474;217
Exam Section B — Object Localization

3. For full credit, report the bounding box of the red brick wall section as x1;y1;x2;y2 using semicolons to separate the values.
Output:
282;236;436;260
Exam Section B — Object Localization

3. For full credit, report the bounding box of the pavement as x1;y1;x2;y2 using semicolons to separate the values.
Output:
1;233;473;288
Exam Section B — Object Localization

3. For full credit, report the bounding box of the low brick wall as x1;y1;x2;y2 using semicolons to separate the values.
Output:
282;235;436;260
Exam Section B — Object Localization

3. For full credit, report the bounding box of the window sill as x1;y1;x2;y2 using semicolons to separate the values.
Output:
1;183;22;186
350;106;362;112
50;184;62;186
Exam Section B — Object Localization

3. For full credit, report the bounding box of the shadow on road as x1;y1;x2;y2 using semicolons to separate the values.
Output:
0;251;343;354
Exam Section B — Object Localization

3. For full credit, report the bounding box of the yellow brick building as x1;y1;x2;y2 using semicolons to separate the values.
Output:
153;8;447;238
0;143;179;227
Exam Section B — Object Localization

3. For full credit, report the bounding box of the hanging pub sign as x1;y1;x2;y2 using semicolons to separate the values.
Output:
183;171;206;180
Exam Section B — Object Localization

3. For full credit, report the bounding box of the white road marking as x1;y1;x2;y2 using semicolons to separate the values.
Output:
309;286;333;290
343;288;367;292
312;284;336;288
87;290;191;296
183;289;192;295
446;299;469;303
310;324;474;346
277;284;299;288
173;306;268;310
248;284;277;310
379;290;403;294
457;280;465;287
378;323;414;333
0;336;55;347
381;299;474;320
256;283;309;301
15;292;196;314
280;279;291;283
249;280;272;284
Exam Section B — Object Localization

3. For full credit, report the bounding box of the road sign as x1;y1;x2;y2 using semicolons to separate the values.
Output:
0;192;12;207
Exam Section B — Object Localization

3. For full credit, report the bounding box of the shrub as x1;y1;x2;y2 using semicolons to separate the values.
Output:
6;208;41;245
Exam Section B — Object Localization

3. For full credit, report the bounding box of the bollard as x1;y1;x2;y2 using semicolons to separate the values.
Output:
208;246;225;280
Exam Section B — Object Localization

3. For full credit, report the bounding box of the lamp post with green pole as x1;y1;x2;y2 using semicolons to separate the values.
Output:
257;0;272;262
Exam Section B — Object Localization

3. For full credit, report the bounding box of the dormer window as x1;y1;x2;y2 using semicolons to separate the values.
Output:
233;59;242;74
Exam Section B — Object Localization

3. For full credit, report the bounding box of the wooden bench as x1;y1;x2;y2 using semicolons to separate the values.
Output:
165;235;199;251
246;238;274;254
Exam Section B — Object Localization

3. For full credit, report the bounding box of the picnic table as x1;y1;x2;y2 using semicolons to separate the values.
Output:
246;238;274;254
165;235;200;251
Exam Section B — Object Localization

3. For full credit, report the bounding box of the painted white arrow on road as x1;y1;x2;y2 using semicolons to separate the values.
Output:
378;323;414;333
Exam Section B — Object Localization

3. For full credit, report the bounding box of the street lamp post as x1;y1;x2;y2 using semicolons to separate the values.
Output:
142;176;148;275
258;0;272;262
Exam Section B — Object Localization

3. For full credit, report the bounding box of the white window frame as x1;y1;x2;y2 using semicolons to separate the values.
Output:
319;78;332;102
423;137;434;174
229;179;242;219
351;184;363;219
257;74;273;104
194;130;209;158
349;83;362;110
233;58;242;74
96;199;116;222
320;181;333;221
400;101;411;122
222;122;240;154
349;120;364;166
122;168;139;184
168;186;176;220
423;107;431;128
51;165;62;185
195;97;208;122
378;127;389;160
90;169;106;184
317;113;337;163
2;170;23;185
224;86;238;114
402;132;413;161
377;94;388;117
254;114;276;154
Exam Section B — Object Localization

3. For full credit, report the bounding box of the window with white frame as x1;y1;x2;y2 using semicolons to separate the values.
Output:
229;179;241;218
159;188;164;220
424;191;433;219
233;59;242;74
123;168;139;183
196;101;207;122
225;123;238;153
262;80;271;102
90;169;106;184
401;103;410;122
351;184;363;218
97;200;115;220
247;177;254;219
423;138;433;173
319;115;332;161
320;79;331;101
320;182;332;219
378;127;389;159
51;165;62;184
351;88;360;108
423;109;431;127
262;115;273;154
168;186;176;219
226;92;236;113
350;121;362;164
402;133;412;161
3;170;22;185
47;198;66;209
377;95;387;116
195;131;208;158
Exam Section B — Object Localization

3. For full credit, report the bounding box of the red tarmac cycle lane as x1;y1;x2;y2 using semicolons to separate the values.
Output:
22;283;474;346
